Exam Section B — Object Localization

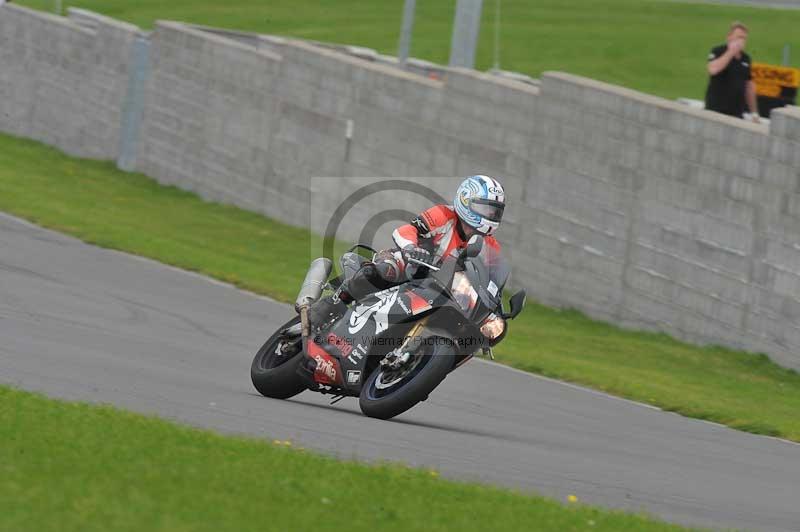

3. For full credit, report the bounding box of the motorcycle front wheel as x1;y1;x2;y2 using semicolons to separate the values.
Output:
359;337;455;420
250;316;307;399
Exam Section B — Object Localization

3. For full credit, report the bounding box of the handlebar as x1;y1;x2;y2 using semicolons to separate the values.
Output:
406;257;440;272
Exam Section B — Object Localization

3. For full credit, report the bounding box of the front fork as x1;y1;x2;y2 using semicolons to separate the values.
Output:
380;317;429;370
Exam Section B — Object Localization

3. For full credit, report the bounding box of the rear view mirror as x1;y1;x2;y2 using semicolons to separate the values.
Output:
504;290;526;320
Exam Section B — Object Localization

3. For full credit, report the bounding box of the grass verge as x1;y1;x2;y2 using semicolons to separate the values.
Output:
14;0;800;100
1;132;799;442
0;385;694;532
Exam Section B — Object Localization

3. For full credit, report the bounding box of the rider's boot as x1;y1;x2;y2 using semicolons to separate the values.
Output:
307;261;391;327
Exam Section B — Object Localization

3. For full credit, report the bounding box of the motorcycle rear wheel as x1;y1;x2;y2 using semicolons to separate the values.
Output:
250;316;307;400
359;338;455;420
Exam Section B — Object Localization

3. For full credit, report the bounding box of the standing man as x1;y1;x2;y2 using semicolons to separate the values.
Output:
705;21;760;123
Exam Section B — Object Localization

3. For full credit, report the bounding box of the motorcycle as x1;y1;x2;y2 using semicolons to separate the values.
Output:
250;235;526;419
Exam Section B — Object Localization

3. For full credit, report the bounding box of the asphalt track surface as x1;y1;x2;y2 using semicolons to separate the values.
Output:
1;213;799;531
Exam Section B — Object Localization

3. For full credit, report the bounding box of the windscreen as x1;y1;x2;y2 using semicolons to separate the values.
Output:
468;243;510;300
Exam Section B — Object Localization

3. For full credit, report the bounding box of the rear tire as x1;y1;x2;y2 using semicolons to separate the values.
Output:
250;316;307;400
359;338;455;420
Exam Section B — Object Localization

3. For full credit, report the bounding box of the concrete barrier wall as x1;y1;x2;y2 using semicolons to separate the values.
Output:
2;5;800;368
137;23;288;215
140;23;537;241
525;74;800;367
0;5;138;159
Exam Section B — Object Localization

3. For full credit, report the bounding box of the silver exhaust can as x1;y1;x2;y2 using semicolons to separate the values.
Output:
295;257;333;311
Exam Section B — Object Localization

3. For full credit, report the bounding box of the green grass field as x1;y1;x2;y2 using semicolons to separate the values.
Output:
0;385;694;532
15;0;800;99
2;132;800;442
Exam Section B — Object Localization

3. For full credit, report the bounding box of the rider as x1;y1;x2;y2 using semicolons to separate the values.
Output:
308;175;506;324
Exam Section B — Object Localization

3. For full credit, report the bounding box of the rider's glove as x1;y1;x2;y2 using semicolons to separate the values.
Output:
402;245;431;266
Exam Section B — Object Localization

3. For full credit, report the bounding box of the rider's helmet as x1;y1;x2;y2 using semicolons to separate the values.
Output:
453;175;505;236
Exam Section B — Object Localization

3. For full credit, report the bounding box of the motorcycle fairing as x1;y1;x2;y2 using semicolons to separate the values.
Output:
310;280;453;394
306;340;344;386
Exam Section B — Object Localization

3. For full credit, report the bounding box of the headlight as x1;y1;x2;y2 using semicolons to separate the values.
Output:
451;272;478;312
480;313;506;340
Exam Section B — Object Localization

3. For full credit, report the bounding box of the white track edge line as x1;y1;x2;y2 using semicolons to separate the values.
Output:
475;359;800;448
4;211;800;448
0;211;283;305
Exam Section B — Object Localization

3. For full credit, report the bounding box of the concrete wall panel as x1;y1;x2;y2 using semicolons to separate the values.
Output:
3;5;800;368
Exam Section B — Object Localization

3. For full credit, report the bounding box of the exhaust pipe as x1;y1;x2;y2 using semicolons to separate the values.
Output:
295;258;332;311
295;257;333;354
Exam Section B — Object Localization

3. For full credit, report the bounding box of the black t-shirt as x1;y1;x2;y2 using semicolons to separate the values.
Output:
705;44;752;118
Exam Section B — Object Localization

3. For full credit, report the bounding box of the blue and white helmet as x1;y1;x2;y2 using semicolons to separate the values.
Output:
453;175;506;236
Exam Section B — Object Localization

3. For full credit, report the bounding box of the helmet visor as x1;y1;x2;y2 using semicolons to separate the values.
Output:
470;199;505;222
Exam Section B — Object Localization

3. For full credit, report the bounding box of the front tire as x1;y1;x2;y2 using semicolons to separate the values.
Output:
251;316;307;399
359;338;455;420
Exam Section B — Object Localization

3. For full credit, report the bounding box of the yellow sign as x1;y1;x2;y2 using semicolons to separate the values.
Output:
751;63;800;98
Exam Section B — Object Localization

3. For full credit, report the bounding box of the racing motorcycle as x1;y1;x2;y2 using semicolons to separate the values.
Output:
250;235;526;419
